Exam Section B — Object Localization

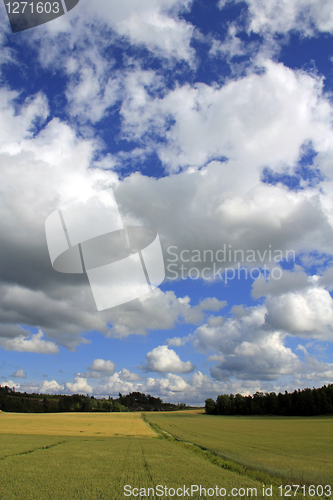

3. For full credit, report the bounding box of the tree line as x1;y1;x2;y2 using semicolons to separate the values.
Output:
0;386;186;413
205;384;333;416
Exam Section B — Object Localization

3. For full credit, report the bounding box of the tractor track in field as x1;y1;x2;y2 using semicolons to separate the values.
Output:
140;442;154;483
0;440;67;461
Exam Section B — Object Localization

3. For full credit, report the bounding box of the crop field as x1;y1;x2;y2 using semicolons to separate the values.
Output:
0;425;269;500
146;411;333;486
0;411;332;500
0;411;155;437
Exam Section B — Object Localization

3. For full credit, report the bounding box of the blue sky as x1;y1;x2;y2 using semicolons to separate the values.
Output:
1;0;333;405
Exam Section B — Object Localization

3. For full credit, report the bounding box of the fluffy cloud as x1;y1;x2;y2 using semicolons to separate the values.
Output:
88;359;116;374
252;269;333;340
66;370;213;403
192;305;267;355
119;368;142;381
186;276;333;382
65;377;93;394
79;360;117;379
0;329;59;354
69;368;303;404
143;345;195;373
119;60;333;172
211;332;301;381
4;361;333;403
0;92;215;350
167;334;193;347
103;372;137;395
90;0;195;61
146;373;189;393
67;0;196;62
0;380;20;390
1;67;333;357
12;369;26;378
265;288;333;339
252;267;311;297
239;0;333;36
17;0;195;123
302;356;333;381
0;89;49;146
104;290;205;339
198;298;227;312
209;24;254;62
114;166;333;284
40;380;64;394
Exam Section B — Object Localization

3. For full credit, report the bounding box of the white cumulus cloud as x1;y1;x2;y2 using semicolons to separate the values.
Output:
88;359;116;374
65;377;93;394
40;380;64;394
0;330;59;354
265;288;333;340
143;345;195;373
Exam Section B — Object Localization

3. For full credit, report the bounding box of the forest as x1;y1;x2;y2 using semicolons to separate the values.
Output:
0;387;185;413
205;384;333;416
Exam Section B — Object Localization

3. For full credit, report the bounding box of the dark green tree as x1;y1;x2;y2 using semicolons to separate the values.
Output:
204;398;216;414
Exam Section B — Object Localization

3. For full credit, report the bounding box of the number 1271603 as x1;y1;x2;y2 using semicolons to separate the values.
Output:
278;485;332;497
5;2;60;14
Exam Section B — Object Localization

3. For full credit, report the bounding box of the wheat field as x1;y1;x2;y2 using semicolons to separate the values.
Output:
146;411;333;485
0;411;331;499
0;411;156;437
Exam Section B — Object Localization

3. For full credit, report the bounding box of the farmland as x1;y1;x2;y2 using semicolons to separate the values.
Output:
0;411;332;499
146;411;333;485
0;411;155;437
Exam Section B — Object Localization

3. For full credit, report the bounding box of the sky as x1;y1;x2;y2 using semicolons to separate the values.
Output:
1;0;333;405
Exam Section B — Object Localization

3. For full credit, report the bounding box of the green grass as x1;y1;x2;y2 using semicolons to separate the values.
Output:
0;434;275;500
0;411;331;499
145;411;333;486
